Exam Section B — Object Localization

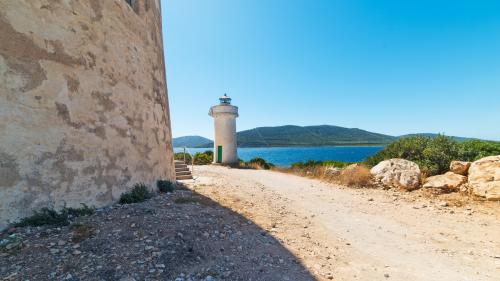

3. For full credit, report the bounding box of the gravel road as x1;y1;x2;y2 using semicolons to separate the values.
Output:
187;165;500;281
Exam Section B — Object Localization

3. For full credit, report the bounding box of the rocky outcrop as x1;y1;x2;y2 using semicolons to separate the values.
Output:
423;172;467;192
468;156;500;200
450;161;471;175
370;159;421;190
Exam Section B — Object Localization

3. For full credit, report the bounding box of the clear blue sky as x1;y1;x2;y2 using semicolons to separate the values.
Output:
162;0;500;140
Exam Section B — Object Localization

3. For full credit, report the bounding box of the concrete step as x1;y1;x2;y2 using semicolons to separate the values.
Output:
175;171;191;176
175;164;188;168
175;168;189;172
176;175;193;180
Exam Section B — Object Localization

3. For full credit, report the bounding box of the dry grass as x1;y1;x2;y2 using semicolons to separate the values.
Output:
276;164;374;188
337;164;373;187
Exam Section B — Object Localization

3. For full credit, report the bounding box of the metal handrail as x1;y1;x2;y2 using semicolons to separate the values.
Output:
182;146;197;181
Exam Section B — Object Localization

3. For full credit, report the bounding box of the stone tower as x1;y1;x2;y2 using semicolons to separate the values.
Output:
0;0;175;228
209;94;239;164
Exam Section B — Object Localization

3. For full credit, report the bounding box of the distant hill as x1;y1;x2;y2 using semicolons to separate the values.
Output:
174;127;480;148
236;125;395;147
397;133;477;142
172;136;212;148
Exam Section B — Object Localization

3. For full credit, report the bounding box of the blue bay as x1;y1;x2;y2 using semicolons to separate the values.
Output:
174;146;384;167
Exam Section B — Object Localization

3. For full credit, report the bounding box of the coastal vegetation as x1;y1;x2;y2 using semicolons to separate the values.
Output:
119;183;153;204
174;151;213;165
365;135;500;176
174;152;192;163
14;204;95;227
238;157;275;170
193;151;213;165
157;180;175;193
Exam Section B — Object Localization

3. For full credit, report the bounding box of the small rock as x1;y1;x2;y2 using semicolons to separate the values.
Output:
438;201;448;207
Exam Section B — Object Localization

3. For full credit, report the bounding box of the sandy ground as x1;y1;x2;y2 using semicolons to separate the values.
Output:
185;165;500;281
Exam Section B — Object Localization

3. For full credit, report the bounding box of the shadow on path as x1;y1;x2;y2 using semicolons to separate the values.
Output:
1;186;316;281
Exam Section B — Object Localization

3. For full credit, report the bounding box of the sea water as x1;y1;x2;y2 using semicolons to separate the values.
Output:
174;146;384;167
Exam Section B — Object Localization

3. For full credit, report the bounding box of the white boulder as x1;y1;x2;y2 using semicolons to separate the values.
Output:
468;155;500;200
423;172;467;192
370;159;421;190
450;161;471;175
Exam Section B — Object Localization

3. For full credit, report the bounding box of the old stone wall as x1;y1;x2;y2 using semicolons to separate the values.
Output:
0;0;175;228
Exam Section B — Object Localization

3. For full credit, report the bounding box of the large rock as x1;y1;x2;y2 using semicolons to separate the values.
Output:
450;161;471;175
370;159;421;190
468;156;500;200
423;172;467;192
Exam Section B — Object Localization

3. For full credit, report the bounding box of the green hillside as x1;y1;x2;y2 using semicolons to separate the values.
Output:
173;127;483;148
397;133;477;142
236;125;395;147
172;136;212;148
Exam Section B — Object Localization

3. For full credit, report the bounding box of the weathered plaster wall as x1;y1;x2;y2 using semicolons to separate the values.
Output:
0;0;175;228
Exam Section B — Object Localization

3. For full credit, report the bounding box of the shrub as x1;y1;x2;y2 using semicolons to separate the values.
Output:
458;140;500;161
14;204;95;227
247;157;274;170
365;136;430;168
338;164;373;187
14;208;69;227
174;152;192;163
157;179;175;193
119;183;153;204
62;204;95;218
365;135;500;176
193;152;212;165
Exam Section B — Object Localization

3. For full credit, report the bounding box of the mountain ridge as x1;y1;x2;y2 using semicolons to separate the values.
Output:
173;126;483;148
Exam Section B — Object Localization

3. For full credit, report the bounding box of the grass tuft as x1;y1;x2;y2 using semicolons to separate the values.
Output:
119;183;153;204
157;180;175;193
14;204;95;228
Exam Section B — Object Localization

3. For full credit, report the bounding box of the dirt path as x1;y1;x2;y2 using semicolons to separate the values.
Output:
186;165;500;281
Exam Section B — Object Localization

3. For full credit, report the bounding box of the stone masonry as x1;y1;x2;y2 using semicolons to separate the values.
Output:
0;0;175;228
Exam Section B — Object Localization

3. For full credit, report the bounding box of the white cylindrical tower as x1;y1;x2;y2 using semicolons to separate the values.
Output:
209;94;239;164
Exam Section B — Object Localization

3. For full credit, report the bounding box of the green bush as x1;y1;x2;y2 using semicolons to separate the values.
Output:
15;208;69;227
458;140;500;161
365;135;500;176
193;152;212;165
14;204;95;227
62;204;95;218
119;183;153;204
248;157;274;169
174;152;192;163
157;180;175;193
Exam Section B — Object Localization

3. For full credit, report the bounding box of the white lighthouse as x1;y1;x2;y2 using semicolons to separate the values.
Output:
209;94;239;164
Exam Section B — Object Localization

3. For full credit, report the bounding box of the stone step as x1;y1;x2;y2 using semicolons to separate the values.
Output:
175;171;191;176
176;175;193;180
175;163;188;168
175;167;189;172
